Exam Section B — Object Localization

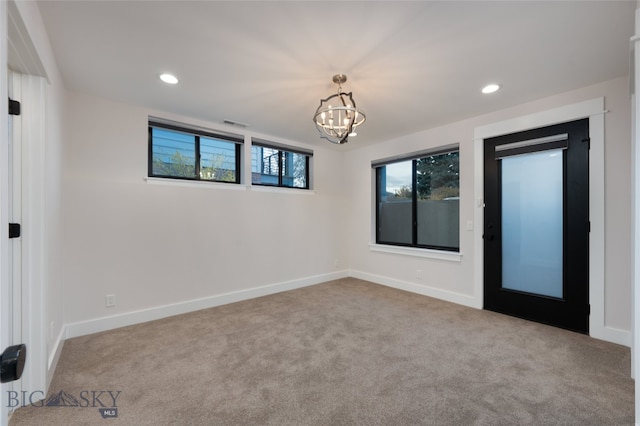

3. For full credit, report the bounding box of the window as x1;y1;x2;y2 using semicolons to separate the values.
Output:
375;149;459;251
149;120;242;183
251;141;311;189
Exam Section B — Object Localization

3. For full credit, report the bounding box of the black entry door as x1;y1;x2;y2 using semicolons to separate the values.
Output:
483;119;589;333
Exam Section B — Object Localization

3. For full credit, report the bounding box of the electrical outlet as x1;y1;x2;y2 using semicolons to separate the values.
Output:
334;259;340;268
50;321;55;340
416;269;423;279
106;294;116;308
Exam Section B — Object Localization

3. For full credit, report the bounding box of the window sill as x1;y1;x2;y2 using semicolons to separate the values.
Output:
145;177;248;191
250;186;315;195
369;244;462;262
145;178;316;195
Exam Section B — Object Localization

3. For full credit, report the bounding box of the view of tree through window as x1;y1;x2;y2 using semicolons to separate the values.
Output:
151;129;196;177
376;150;459;251
149;123;241;183
390;152;460;200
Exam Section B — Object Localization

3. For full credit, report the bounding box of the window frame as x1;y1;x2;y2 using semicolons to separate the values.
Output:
148;120;242;184
251;140;312;190
374;147;460;252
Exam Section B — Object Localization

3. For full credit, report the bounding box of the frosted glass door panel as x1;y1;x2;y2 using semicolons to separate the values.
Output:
501;149;563;298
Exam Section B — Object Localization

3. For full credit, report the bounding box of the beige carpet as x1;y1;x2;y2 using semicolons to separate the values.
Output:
9;278;634;425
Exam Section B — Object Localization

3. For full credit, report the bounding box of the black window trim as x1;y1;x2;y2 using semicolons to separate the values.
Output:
251;139;312;190
371;144;458;168
148;119;243;184
373;145;460;252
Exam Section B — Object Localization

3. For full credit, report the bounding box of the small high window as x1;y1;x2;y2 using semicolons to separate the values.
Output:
149;120;242;183
251;141;311;189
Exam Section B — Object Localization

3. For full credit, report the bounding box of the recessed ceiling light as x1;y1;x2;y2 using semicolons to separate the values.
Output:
482;83;500;94
159;73;179;85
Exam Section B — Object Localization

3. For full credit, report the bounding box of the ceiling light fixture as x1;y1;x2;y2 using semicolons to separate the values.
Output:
159;73;179;85
313;74;366;144
482;83;500;94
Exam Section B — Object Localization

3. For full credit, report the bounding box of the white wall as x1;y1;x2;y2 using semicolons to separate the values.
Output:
62;92;350;333
42;63;65;384
345;76;632;337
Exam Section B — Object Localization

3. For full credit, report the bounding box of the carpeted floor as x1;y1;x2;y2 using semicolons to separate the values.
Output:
9;278;634;425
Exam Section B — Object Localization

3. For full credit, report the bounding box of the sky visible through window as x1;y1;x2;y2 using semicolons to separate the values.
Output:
385;161;412;195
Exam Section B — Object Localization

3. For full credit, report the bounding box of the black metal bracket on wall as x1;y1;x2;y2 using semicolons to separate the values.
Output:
8;98;20;116
9;223;21;239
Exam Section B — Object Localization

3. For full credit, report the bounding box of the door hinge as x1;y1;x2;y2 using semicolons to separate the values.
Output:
8;223;21;239
582;137;590;149
587;304;591;315
588;221;591;233
8;98;20;116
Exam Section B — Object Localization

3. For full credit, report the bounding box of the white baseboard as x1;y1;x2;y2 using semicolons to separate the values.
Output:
65;270;349;339
590;325;632;347
349;270;481;309
46;328;65;390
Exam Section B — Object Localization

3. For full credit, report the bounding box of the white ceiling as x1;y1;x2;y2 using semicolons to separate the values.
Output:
33;0;635;149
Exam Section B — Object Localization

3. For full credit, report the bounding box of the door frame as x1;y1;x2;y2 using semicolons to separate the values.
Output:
2;1;51;415
7;69;24;410
473;97;622;344
3;72;48;404
0;1;10;424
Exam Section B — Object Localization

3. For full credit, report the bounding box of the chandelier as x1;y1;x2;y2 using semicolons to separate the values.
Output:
313;74;366;144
